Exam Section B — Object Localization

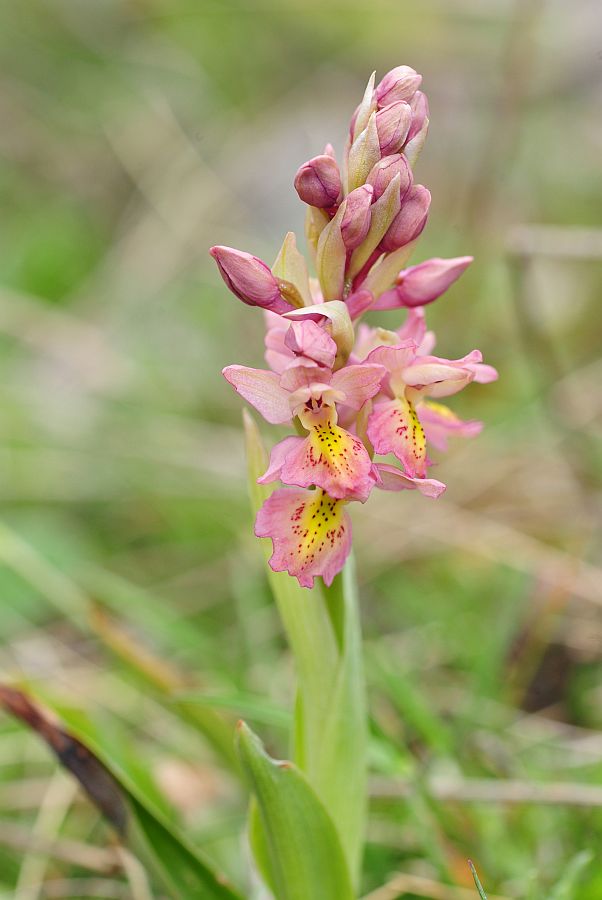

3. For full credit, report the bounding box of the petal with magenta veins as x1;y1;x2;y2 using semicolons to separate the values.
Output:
330;363;386;410
375;462;446;498
367;396;427;478
255;488;352;589
418;401;482;452
285;407;376;501
223;365;292;424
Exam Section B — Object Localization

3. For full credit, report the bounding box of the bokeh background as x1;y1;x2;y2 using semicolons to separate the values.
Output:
0;0;601;897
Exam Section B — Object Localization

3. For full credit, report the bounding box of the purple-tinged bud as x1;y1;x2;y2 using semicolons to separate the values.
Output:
294;154;342;208
376;66;422;107
375;101;412;155
366;153;413;201
403;91;430;166
380;184;431;252
209;245;291;314
395;256;473;307
405;91;429;144
323;142;336;159
340;185;374;251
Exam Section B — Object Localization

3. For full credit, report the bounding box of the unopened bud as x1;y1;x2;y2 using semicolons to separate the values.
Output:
376;66;422;107
340;185;374;251
406;91;429;143
294;154;342;208
366;153;412;201
375;101;412;155
209;245;290;314
403;91;429;166
380;184;431;252
395;256;473;307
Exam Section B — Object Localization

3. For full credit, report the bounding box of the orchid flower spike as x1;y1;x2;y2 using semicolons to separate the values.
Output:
212;66;497;587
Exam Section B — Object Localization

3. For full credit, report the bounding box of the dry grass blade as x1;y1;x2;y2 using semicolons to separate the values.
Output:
371;775;602;808
14;771;78;900
0;822;119;874
362;871;511;900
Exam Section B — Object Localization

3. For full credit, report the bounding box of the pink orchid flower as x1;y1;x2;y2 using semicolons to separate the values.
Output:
256;462;445;589
365;340;489;478
223;323;385;501
212;65;498;590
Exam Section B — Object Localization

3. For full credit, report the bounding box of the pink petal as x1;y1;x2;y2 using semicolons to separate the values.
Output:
223;365;292;424
468;362;498;384
330;363;387;410
402;356;474;398
367;397;427;478
264;314;294;373
375;463;446;498
418;401;483;452
255;488;352;589
397;307;427;345
279;363;332;395
284;320;337;369
280;412;376;502
258;436;304;484
365;340;418;383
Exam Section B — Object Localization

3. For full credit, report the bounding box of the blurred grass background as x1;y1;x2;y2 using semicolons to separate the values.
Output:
0;0;601;897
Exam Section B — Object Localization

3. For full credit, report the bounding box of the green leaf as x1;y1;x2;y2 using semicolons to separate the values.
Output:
59;708;244;900
235;721;354;900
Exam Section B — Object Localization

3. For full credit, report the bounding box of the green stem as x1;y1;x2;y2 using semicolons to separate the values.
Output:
244;414;367;887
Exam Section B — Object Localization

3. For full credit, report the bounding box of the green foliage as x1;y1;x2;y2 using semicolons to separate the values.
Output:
236;722;354;900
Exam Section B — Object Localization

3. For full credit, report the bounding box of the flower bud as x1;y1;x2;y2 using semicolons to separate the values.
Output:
380;184;431;252
209;245;291;313
340;184;374;251
366;153;412;201
294;154;342;208
395;256;473;307
376;66;422;107
405;91;429;143
375;101;412;155
403;91;429;166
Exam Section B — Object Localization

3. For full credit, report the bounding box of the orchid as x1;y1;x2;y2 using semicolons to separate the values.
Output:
208;64;498;899
211;64;497;591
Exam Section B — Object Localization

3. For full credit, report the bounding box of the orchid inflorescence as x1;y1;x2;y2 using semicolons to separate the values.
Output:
211;65;497;589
